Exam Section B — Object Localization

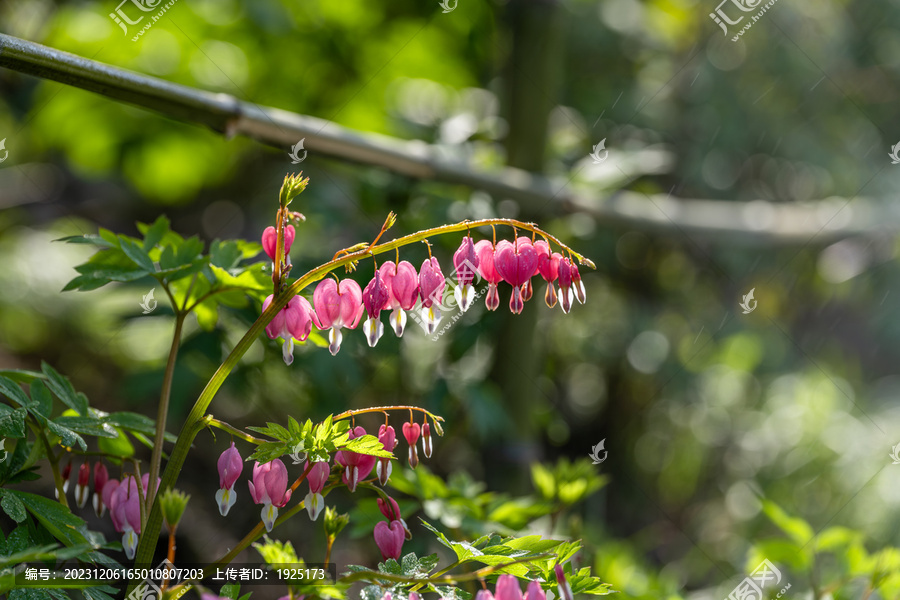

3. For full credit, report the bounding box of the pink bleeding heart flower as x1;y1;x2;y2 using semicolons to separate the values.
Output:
248;459;292;532
262;225;296;261
494;239;539;314
377;496;402;522
312;278;364;355
92;462;109;518
57;461;72;499
378;495;412;539
558;258;576;314
376;424;397;486
534;241;562;308
379;261;419;337
108;475;152;560
402;422;421;469
571;261;586;304
216;442;243;517
418;257;446;334
474;240;503;311
495;575;524;600
262;294;314;365
475;592;496;600
515;237;540;303
362;270;391;347
304;460;331;521
524;580;546;600
452;237;480;312
373;520;405;561
554;565;574;600
421;423;433;458
334;426;377;492
74;462;90;509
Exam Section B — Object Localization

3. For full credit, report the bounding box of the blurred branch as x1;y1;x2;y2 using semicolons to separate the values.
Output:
0;33;895;245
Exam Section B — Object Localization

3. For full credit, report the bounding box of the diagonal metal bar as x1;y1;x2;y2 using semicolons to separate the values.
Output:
1;33;897;244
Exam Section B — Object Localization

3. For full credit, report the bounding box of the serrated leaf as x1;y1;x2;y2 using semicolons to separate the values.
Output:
53;417;118;438
119;237;156;272
0;376;31;408
46;420;87;451
0;406;27;438
141;216;170;251
11;490;91;547
105;412;175;442
0;370;44;384
41;363;88;416
56;234;115;248
248;442;289;464
0;491;27;522
341;435;392;458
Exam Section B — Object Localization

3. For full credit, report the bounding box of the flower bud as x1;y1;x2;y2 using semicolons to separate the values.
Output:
160;488;191;531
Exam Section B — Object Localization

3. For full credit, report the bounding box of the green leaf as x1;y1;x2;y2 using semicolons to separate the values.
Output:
210;240;243;270
0;490;27;523
53;417;119;438
97;427;135;458
41;363;89;416
46;420;87;451
11;490;92;547
0;370;44;384
762;501;814;547
105;412;176;442
141;216;170;251
0;376;32;408
0;406;27;438
248;442;289;464
119;237;156;272
29;380;53;419
56;234;115;248
248;422;292;442
341;435;392;458
67;248;150;289
219;584;241;599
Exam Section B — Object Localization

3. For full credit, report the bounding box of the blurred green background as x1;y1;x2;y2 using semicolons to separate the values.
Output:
2;0;900;597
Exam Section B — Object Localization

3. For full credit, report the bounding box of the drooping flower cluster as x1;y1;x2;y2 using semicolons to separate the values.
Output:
260;228;587;363
54;461;157;560
102;473;160;559
467;571;571;600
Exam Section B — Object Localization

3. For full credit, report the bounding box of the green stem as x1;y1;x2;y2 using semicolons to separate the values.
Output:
333;405;444;423
147;312;186;518
132;217;591;574
206;418;268;445
34;425;67;509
